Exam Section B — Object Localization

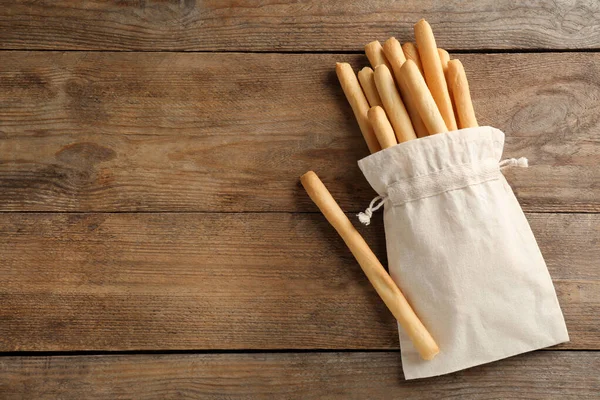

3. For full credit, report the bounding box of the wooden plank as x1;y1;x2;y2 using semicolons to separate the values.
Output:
0;52;598;212
2;1;600;51
1;352;599;398
0;212;597;351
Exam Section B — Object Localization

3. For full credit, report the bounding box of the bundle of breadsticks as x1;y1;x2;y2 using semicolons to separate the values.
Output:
301;19;568;379
338;19;476;152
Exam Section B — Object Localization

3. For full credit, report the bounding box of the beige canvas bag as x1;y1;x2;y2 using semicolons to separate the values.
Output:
357;126;569;380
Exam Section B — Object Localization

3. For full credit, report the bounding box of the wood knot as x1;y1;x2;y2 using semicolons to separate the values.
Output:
55;142;116;169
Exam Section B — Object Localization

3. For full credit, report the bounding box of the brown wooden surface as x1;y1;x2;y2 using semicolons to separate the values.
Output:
1;52;598;212
1;352;599;399
0;212;597;351
2;1;600;52
1;1;599;397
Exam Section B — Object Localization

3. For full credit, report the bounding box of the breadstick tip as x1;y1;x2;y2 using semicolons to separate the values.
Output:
447;59;464;84
374;63;390;73
448;59;463;69
365;40;382;49
383;37;402;54
402;59;416;69
399;59;417;78
415;18;429;27
439;48;450;61
300;170;318;185
367;105;382;118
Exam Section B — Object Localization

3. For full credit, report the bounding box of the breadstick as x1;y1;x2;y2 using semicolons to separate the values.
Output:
335;63;381;153
368;106;398;149
396;74;429;138
374;65;417;143
401;42;424;75
399;60;448;135
447;59;478;129
384;39;428;138
357;67;383;107
300;171;439;361
365;40;392;71
414;19;457;131
439;49;460;123
382;37;406;76
437;48;459;122
438;48;450;76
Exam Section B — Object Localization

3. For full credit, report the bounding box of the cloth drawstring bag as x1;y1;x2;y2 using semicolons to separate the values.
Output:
357;126;569;380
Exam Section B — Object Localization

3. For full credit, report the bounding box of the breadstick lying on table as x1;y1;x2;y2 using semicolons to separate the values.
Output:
447;59;478;129
415;19;457;131
400;60;448;135
401;42;424;75
335;63;381;153
300;171;440;361
374;65;417;143
368;106;398;149
365;40;392;71
357;67;383;107
384;38;428;138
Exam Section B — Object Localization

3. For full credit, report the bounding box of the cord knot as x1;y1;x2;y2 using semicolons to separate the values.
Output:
357;195;387;225
499;157;529;170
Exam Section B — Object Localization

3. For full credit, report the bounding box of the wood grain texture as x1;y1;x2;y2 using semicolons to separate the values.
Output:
1;352;599;399
2;1;600;51
0;212;597;351
0;52;598;212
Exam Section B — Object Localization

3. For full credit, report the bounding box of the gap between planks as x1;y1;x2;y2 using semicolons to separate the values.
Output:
3;49;600;54
0;348;597;358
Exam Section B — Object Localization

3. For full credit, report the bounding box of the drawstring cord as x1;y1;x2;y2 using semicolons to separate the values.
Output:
357;157;529;225
357;195;387;225
499;157;528;170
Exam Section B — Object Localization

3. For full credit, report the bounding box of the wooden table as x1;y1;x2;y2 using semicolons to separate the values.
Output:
1;2;599;398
